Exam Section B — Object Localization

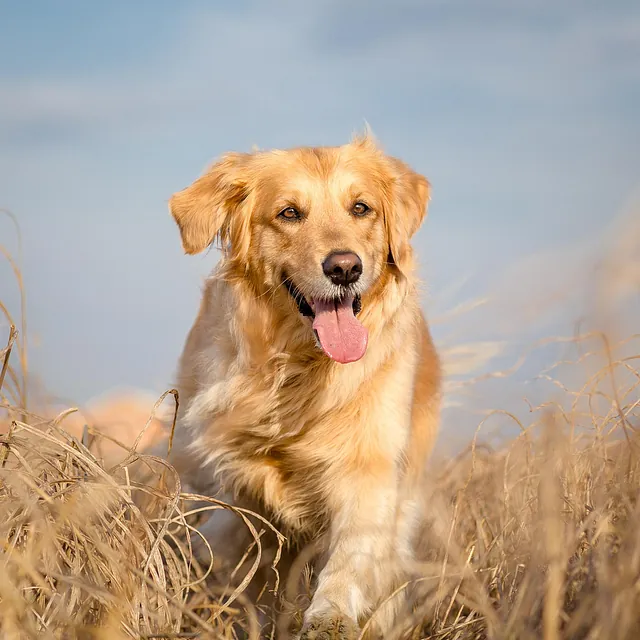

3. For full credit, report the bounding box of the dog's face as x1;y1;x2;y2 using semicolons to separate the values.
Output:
169;136;429;364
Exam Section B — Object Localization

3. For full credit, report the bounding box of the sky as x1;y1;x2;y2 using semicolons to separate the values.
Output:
1;1;639;443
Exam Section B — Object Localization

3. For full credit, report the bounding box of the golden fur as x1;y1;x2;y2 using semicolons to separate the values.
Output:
165;134;441;638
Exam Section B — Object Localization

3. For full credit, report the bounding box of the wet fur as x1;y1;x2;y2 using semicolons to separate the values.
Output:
165;134;441;638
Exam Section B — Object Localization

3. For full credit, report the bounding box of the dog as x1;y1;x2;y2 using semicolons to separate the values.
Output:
165;133;441;638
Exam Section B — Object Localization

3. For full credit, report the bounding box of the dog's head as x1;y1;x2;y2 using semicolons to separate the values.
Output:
169;134;430;364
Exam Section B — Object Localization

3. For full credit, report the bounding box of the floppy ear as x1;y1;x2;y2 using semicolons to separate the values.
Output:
386;157;430;275
168;152;251;256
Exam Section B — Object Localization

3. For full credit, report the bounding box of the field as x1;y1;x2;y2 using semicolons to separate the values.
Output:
1;221;640;639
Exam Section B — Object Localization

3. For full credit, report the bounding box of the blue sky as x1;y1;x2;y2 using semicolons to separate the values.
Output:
1;1;639;442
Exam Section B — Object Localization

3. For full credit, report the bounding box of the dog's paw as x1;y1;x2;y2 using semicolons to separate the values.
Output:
297;616;359;639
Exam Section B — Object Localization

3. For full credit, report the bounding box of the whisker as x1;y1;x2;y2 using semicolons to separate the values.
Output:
267;268;309;310
247;266;367;313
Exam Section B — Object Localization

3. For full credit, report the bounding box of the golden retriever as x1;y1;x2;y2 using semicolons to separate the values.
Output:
166;133;441;638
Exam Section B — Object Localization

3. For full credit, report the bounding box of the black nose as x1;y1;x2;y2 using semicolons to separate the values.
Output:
322;251;363;287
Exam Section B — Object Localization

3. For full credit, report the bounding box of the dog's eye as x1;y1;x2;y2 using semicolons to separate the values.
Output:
278;206;301;221
352;202;370;217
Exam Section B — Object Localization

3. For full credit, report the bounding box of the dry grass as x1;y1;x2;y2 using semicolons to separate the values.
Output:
2;211;640;639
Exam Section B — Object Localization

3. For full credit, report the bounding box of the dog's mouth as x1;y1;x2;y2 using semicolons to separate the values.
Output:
283;280;363;318
283;278;368;364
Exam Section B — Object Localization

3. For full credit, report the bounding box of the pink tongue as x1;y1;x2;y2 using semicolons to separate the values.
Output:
312;295;368;364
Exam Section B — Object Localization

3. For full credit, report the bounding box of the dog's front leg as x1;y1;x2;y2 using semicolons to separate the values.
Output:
298;467;409;639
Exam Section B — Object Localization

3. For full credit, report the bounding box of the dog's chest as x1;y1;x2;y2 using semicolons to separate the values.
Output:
222;383;409;526
189;350;415;531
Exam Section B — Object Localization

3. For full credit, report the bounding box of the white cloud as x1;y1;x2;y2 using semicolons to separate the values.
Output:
1;2;637;137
